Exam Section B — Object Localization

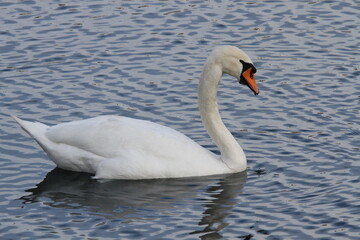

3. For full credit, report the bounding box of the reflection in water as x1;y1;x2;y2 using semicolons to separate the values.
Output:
191;173;248;239
21;168;246;238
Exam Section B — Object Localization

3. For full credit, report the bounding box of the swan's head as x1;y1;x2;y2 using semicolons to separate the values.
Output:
212;45;259;95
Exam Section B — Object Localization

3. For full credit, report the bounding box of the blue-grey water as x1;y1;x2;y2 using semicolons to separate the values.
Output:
1;0;359;239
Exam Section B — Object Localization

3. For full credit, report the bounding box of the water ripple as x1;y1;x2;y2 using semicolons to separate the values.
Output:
1;0;359;239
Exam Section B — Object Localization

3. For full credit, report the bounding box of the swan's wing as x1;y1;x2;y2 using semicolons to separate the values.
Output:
46;116;210;161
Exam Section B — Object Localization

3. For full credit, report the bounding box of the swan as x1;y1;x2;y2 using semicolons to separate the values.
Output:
12;45;259;180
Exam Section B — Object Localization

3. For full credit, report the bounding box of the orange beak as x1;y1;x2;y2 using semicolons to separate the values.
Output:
242;68;259;95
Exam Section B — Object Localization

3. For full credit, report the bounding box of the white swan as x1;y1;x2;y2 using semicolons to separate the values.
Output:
13;45;259;180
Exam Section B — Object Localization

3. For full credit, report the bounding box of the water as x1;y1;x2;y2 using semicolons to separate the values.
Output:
0;0;359;239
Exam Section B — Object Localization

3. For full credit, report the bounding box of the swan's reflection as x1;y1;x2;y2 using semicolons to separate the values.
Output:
21;168;246;238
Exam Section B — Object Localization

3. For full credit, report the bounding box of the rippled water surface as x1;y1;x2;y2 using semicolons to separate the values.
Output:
1;0;359;239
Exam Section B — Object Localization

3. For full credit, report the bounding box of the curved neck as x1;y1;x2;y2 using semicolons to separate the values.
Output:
198;60;246;171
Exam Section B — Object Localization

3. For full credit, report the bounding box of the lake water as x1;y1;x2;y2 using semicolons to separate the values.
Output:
1;0;359;239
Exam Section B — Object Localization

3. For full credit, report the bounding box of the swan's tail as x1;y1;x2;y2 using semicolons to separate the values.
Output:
12;116;49;141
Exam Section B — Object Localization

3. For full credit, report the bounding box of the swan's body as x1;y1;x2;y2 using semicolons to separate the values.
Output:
13;46;259;180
